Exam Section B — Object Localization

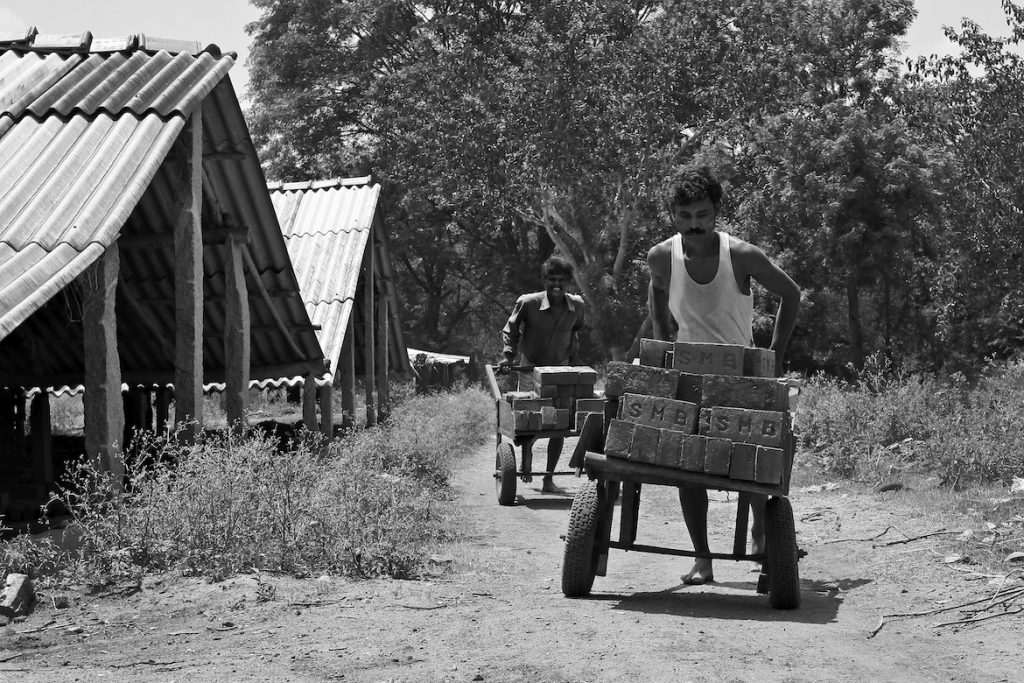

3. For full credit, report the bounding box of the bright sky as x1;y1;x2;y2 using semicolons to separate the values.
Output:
0;0;1020;102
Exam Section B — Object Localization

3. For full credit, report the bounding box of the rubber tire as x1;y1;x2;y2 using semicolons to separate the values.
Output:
495;442;517;506
562;480;603;597
765;496;801;609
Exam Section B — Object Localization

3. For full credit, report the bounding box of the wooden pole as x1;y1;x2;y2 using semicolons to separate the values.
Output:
173;107;204;442
340;322;355;430
82;245;125;481
318;382;333;440
375;238;390;422
30;392;53;487
223;231;250;433
362;236;377;427
302;374;318;431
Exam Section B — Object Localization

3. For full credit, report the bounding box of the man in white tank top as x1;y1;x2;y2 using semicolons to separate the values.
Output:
647;166;800;585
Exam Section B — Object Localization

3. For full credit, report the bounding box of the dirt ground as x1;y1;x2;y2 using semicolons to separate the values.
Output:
1;437;1021;682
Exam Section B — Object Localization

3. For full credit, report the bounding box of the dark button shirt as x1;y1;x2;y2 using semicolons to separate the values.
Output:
501;291;586;366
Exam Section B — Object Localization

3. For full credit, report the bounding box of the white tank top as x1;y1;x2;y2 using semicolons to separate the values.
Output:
668;231;753;345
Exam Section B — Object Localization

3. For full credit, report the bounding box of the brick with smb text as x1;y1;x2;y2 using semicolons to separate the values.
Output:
698;407;711;435
629;424;662;464
604;361;680;399
618;393;698;433
754;446;785;485
729;442;757;480
704;437;732;475
672;342;745;376
677;372;703;404
679;434;707;472
700;375;789;411
707;407;786;447
743;347;776;377
639;338;673;368
604;419;634;458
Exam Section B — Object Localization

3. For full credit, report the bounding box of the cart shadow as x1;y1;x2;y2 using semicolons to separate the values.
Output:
593;577;869;623
516;495;575;510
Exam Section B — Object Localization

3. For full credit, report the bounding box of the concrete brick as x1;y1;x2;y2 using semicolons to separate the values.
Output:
700;375;789;411
540;406;558;429
655;429;684;468
604;361;680;399
672;342;745;376
704;437;732;475
576;398;606;414
538;384;558;398
755;446;785;485
555;409;572;430
639;338;673;368
677;372;703;403
618;393;697;433
533;366;577;386
574;385;595;399
504;391;536;402
528;410;542;431
698;407;711;435
629;424;661;464
744;347;776;377
558;384;576;398
604;419;634;458
511;397;554;411
575;367;598;385
513;410;531;432
729;443;757;480
707;407;787;447
0;573;33;618
679;434;707;472
575;411;604;433
552;396;574;410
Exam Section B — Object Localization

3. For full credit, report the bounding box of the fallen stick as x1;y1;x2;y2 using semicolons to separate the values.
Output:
874;529;960;547
821;525;897;545
935;605;1023;628
867;616;885;638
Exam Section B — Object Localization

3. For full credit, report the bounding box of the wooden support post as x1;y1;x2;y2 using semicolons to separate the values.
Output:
375;258;389;423
0;388;16;470
302;374;318;432
619;482;641;545
82;245;125;482
173;107;204;442
362;239;377;427
155;387;171;434
733;492;751;557
122;386;150;452
318;383;333;440
30;392;53;486
340;323;355;430
223;231;250;433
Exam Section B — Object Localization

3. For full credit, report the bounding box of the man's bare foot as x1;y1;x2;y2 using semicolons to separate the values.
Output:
681;560;714;585
541;479;565;494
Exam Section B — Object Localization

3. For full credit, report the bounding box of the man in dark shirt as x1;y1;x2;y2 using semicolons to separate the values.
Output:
499;255;586;493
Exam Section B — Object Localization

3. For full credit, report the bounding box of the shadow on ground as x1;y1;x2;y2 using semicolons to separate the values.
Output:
585;576;872;624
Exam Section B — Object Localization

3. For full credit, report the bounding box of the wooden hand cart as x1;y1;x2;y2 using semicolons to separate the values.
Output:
484;364;585;505
561;411;802;609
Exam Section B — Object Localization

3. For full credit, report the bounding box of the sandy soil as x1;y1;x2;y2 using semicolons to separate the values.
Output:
1;438;1021;682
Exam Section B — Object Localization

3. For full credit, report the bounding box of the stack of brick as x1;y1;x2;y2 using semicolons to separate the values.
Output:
601;340;792;489
502;366;597;432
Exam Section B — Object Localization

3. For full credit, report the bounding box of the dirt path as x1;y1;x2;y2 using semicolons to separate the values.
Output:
1;438;1020;682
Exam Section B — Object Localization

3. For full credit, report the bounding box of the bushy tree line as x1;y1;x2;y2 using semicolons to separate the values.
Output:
245;0;1024;374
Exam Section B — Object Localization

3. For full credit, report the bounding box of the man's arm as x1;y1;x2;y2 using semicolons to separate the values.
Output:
736;242;800;369
500;296;527;367
647;241;673;341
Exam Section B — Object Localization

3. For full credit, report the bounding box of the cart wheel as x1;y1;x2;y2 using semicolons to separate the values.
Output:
764;496;801;609
562;480;604;597
495;442;517;506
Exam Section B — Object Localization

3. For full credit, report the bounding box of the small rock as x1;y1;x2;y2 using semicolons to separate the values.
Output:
0;573;34;618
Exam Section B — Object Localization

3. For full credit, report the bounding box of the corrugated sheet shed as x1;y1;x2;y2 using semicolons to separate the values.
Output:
269;178;410;380
0;31;326;391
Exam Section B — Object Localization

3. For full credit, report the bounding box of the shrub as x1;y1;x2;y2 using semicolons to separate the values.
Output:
1;385;493;587
797;357;1024;487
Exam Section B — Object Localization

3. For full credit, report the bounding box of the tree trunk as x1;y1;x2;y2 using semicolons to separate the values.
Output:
846;273;865;371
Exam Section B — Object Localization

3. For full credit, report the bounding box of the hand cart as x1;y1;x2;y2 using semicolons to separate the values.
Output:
484;364;586;505
561;410;802;609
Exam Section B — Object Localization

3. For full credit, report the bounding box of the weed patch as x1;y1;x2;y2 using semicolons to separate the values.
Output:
1;386;493;588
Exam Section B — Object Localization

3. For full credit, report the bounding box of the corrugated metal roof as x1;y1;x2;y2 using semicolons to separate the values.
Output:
0;36;327;392
269;179;410;377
